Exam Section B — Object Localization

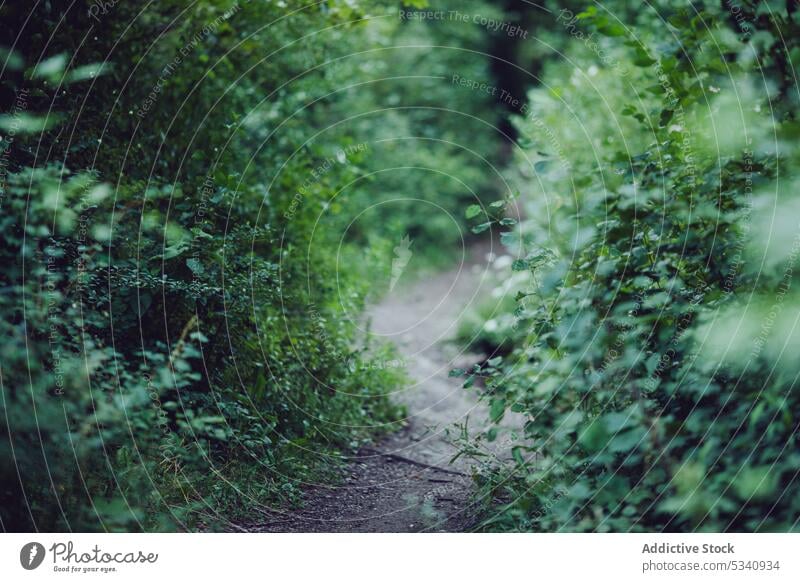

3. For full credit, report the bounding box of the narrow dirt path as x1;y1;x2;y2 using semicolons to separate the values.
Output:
253;241;509;532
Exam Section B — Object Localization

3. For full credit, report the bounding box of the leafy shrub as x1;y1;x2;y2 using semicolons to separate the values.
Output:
0;0;505;531
464;1;800;532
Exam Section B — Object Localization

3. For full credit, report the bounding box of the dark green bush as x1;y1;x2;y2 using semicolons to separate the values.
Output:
0;0;506;531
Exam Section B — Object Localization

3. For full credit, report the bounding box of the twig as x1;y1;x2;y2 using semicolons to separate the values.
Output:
361;447;468;477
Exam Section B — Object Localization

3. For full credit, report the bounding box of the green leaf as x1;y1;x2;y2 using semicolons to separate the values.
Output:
511;259;528;271
602;411;636;432
633;46;655;66
735;467;777;501
490;398;505;423
31;53;67;80
465;204;482;219
578;420;609;453
0;112;63;133
0;47;24;70
598;22;626;37
607;426;647;453
66;62;112;84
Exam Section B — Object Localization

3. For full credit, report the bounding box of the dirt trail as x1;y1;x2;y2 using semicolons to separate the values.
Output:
253;241;510;532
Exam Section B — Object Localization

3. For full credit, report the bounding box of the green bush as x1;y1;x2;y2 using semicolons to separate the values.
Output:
0;0;506;531
463;1;800;532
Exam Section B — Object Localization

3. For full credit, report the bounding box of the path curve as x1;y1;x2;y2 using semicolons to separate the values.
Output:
253;241;512;532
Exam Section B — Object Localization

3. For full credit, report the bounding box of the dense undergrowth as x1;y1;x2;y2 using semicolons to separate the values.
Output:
0;0;505;531
460;1;800;531
4;0;798;535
